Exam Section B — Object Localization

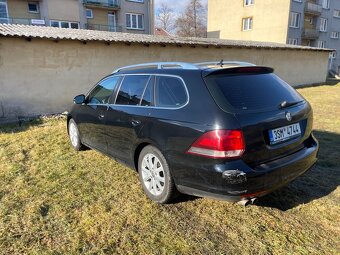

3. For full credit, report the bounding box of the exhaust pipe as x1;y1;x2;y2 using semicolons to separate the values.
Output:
237;197;257;206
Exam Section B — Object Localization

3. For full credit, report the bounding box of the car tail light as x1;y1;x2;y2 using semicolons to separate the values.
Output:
187;130;245;159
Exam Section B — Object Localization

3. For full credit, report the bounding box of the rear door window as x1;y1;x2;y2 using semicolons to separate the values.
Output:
87;76;121;104
115;75;150;105
205;73;304;112
155;76;188;108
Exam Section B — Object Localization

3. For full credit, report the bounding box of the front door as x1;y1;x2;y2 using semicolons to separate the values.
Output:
76;76;121;153
106;75;152;162
108;12;116;32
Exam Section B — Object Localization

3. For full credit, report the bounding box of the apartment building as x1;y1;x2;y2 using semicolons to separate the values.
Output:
0;0;154;34
207;0;340;75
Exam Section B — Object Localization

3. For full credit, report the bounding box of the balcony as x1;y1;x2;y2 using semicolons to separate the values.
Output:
83;0;121;10
304;1;322;16
85;23;122;32
302;28;320;39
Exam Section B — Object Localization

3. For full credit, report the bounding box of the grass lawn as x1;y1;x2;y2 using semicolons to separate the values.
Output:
0;84;339;254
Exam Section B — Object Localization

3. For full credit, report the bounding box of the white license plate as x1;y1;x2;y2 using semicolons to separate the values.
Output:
269;123;301;144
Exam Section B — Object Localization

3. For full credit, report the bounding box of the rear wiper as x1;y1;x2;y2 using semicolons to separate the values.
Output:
279;100;303;109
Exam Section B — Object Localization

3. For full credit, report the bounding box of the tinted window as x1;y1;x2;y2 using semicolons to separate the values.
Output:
88;76;120;104
155;76;187;108
116;75;150;105
205;73;304;112
141;77;154;106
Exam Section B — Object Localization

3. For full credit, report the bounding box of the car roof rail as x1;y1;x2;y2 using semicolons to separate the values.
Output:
195;61;256;68
112;62;199;73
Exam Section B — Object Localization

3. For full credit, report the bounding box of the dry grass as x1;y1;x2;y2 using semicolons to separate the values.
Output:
0;84;339;254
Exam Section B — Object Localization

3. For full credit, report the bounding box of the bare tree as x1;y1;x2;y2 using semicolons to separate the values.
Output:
156;2;175;33
175;0;207;38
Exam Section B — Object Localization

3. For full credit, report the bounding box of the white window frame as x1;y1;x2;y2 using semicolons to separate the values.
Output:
86;9;93;19
331;31;339;39
317;40;325;48
127;0;144;2
242;17;253;31
244;0;254;6
126;13;144;30
28;2;39;13
320;18;327;32
50;20;80;29
334;10;340;18
322;0;330;9
287;38;298;45
289;12;300;28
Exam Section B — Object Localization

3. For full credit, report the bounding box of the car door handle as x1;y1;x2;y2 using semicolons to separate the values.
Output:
98;114;105;119
131;120;141;126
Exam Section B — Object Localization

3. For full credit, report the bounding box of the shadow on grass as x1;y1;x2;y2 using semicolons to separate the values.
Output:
0;117;43;134
256;130;340;211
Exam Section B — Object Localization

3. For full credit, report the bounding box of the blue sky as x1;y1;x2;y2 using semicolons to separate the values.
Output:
155;0;208;15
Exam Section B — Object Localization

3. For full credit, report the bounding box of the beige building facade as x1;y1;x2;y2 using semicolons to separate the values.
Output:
207;0;340;75
0;0;154;34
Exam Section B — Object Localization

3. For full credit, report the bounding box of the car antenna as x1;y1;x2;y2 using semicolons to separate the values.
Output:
218;59;224;67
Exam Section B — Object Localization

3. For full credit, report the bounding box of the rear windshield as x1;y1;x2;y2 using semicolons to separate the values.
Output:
204;73;304;112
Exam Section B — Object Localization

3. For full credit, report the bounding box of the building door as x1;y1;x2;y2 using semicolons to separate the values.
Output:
0;0;9;24
108;12;116;32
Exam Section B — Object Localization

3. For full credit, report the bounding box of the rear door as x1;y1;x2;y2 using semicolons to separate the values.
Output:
204;68;313;167
76;76;121;152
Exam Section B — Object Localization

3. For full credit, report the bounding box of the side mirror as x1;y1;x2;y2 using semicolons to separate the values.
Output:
73;94;86;105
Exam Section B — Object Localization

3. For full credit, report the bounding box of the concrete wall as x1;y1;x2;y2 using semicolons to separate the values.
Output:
0;37;329;118
47;0;80;22
208;0;291;43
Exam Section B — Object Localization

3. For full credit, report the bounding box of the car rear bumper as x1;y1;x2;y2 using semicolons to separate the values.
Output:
174;135;319;201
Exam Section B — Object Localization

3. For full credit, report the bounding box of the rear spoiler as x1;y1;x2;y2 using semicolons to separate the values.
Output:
203;66;274;77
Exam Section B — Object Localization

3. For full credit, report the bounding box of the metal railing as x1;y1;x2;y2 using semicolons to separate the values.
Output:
85;23;122;32
83;0;121;9
305;1;322;15
0;17;40;25
302;28;320;39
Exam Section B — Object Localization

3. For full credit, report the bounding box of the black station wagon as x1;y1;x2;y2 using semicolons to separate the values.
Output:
67;61;319;204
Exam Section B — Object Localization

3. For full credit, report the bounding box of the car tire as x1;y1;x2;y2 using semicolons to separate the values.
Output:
138;145;178;204
68;119;85;151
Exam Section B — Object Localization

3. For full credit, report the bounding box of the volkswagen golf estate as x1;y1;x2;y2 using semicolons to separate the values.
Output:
67;61;319;204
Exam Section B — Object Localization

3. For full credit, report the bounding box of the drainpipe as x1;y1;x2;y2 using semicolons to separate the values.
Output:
148;0;154;35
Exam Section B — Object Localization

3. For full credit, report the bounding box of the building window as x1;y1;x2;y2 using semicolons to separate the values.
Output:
28;2;39;13
320;18;327;32
86;9;93;19
288;38;298;45
0;0;8;23
322;0;330;9
126;13;144;30
317;40;326;48
244;0;254;6
242;17;253;31
293;0;302;2
329;52;337;59
334;10;340;18
50;20;79;29
128;0;144;2
331;31;339;39
289;12;300;28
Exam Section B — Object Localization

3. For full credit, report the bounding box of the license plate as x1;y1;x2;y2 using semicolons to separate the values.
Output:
269;123;301;145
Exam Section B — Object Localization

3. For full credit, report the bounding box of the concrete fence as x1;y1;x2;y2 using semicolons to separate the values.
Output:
0;25;331;119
